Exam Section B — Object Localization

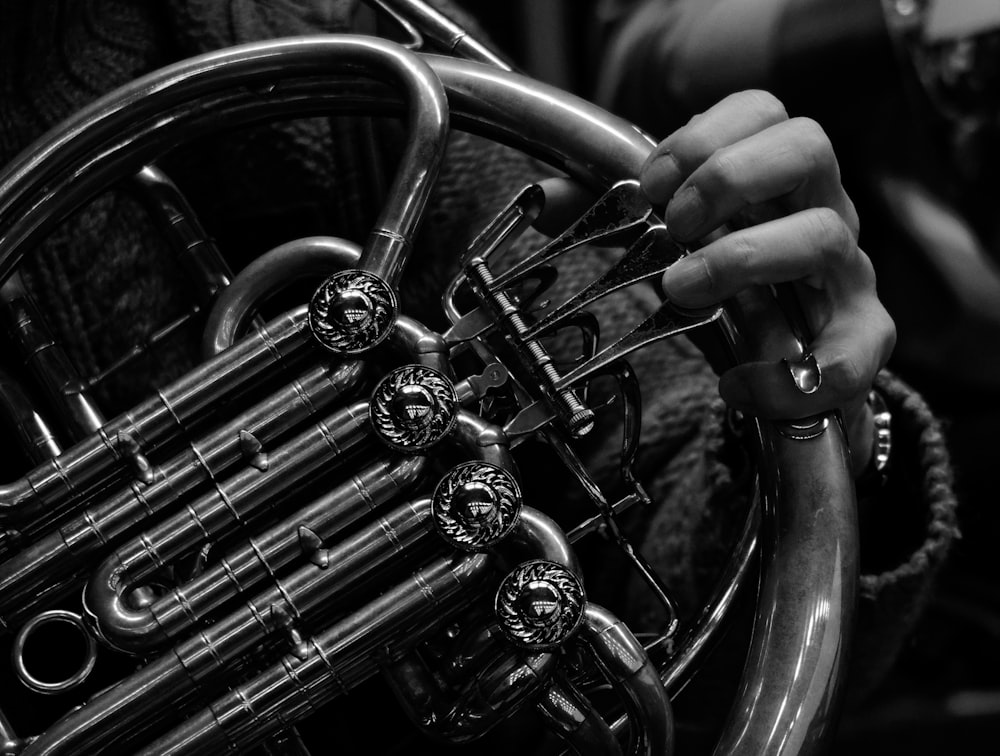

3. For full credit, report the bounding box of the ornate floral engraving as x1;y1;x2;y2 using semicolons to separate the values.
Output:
495;560;585;650
308;270;396;354
431;462;522;551
370;365;458;452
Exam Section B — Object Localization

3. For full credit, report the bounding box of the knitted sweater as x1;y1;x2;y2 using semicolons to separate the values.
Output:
0;0;959;751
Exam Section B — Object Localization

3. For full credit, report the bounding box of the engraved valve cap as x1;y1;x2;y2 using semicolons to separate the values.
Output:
495;560;585;651
370;365;458;452
309;269;396;354
432;462;522;551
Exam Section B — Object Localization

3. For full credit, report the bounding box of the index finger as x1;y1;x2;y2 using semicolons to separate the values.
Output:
640;90;790;204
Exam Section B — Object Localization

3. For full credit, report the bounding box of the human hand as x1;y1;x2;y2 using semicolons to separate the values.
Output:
641;90;895;475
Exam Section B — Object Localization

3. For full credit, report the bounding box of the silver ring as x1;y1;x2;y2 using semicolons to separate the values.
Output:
784;352;822;395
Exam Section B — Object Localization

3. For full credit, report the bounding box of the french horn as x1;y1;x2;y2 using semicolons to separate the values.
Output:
0;1;858;753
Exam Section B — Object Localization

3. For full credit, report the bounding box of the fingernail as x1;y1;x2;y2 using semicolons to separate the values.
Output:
640;151;682;205
661;254;711;305
784;353;822;394
666;185;706;241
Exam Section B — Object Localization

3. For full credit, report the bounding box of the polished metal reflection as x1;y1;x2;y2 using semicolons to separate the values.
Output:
12;610;97;694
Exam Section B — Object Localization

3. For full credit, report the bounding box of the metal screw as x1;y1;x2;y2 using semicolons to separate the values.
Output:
470;261;594;436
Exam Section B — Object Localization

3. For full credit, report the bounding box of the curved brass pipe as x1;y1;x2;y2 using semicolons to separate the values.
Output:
85;455;425;652
538;679;624;756
451;410;513;471
23;495;448;756
499;507;580;577
133;553;491;756
84;394;518;651
128;164;232;304
201;236;450;373
380;502;580;744
0;357;364;626
582;604;674;756
0;307;312;525
711;426;858;755
0;273;104;440
202;236;360;358
0;36;449;289
0;367;61;464
84;399;374;650
390;316;452;375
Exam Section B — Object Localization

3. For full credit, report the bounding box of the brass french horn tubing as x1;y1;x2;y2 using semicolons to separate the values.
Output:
76;374;516;699
78;397;375;640
200;234;451;377
85;455;426;651
0;306;312;524
128;165;233;305
391;316;452;374
538;678;624;755
367;0;516;71
710;422;857;755
0;33;860;755
0;367;61;464
26;495;441;755
202;236;360;358
498;506;581;575
26;552;493;756
0;357;364;625
0;38;449;293
451;410;515;470
128;554;491;756
582;604;674;756
0;272;105;438
322;511;584;748
386;614;664;753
